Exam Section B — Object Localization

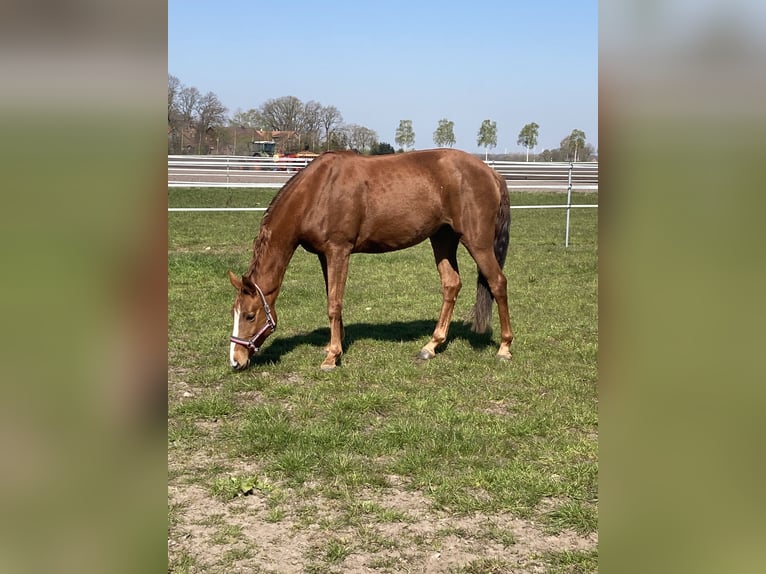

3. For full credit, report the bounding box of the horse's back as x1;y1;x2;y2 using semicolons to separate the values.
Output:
293;149;504;253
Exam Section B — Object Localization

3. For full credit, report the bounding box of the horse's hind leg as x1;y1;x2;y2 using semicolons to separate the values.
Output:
466;247;514;360
419;229;461;360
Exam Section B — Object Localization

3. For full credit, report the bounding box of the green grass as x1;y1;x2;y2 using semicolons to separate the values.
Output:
168;187;598;572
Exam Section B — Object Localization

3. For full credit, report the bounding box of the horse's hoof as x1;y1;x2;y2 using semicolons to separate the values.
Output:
496;352;512;362
417;348;436;361
320;362;337;372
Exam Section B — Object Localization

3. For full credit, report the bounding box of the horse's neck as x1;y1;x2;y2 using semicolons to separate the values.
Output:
248;223;297;299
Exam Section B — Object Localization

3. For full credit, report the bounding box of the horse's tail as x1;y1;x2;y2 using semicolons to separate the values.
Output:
470;171;510;333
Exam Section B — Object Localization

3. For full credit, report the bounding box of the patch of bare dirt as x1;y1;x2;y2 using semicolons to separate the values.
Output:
168;471;597;573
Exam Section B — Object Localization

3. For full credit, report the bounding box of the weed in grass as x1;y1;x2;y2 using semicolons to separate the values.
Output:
210;524;244;545
544;500;598;535
449;558;512;573
265;508;286;523
167;549;196;574
323;537;353;563
168;417;206;448
543;549;598;573
480;521;517;547
171;392;234;419
221;545;253;563
211;474;260;500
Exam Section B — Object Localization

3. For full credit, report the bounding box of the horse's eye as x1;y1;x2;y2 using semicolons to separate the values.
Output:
245;313;256;322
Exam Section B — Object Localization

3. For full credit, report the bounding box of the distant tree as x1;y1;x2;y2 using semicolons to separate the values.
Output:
395;119;415;151
259;96;304;132
347;124;378;153
168;74;183;153
433;118;456;148
194;91;227;153
370;141;396;155
177;85;200;130
229;108;263;129
302;100;323;152
477;119;498;161
327;127;349;150
561;129;587;161
168;74;181;124
517;122;539;162
319;105;343;151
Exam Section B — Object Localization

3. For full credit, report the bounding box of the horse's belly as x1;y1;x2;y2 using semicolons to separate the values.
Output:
353;213;441;253
353;234;427;253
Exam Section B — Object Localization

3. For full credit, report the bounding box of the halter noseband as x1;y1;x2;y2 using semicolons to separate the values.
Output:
230;281;276;353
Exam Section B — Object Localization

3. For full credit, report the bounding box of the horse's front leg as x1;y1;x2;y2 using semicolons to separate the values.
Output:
320;248;350;371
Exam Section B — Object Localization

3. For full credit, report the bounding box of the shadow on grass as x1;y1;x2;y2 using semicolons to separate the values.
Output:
249;319;495;367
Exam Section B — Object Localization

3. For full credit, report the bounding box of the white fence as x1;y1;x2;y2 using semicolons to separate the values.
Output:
168;155;598;247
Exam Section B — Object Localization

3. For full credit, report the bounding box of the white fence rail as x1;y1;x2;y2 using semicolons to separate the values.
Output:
168;155;598;190
168;155;598;247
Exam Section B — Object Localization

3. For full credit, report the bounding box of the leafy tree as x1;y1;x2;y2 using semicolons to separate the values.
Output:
517;122;539;162
433;118;456;148
370;142;396;155
539;148;554;162
395;119;415;151
477;119;498;161
561;129;587;161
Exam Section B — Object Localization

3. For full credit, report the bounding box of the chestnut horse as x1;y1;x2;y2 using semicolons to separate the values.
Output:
228;148;513;371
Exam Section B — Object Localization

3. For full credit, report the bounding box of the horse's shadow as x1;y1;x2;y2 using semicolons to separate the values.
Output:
251;319;495;366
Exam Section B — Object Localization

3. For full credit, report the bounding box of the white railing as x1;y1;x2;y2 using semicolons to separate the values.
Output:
168;155;598;190
487;160;598;190
168;155;598;247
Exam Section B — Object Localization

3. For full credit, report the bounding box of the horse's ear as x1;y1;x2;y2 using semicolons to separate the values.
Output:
240;274;256;295
228;270;242;291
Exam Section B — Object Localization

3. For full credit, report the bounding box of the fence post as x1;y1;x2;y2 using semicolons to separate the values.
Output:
565;162;573;247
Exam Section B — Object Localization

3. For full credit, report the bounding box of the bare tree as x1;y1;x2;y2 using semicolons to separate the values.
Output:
194;91;227;153
319;105;343;151
302;100;323;151
259;96;304;132
347;124;378;153
168;74;181;124
168;74;183;153
229;108;263;129
178;86;200;131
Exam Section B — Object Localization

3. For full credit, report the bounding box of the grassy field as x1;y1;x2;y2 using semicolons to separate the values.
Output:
168;187;598;573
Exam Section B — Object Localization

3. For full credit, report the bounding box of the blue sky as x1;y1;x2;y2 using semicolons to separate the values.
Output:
168;0;597;154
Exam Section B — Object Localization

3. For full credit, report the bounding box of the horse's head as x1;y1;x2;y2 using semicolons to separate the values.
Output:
228;271;277;370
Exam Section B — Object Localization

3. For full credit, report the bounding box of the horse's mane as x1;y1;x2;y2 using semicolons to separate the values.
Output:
246;158;322;277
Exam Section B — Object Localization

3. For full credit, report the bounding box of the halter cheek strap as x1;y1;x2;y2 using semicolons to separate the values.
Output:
230;281;276;353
